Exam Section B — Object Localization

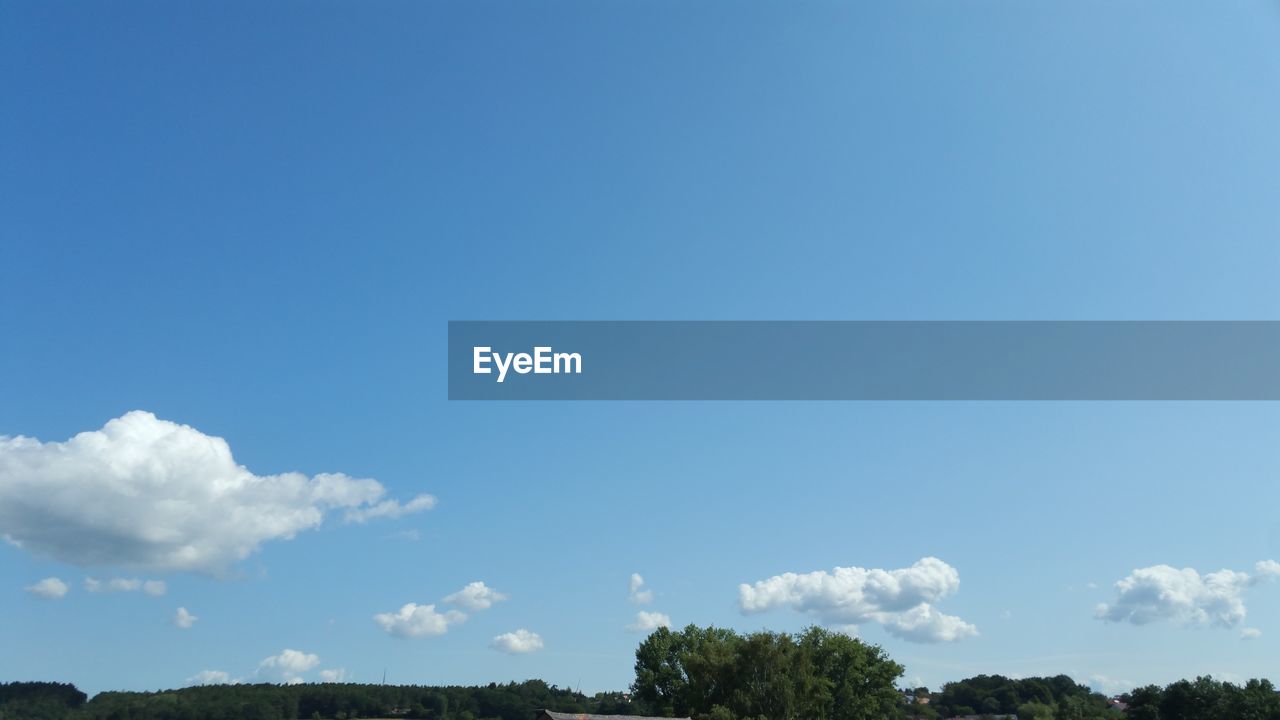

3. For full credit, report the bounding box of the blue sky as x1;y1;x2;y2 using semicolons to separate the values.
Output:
3;0;1280;699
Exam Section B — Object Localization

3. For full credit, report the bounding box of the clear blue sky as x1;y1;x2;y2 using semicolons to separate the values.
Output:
3;0;1280;698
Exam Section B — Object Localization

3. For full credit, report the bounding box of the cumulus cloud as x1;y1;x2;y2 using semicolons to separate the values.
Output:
629;573;654;604
738;557;977;643
628;610;672;633
1095;561;1280;629
319;668;347;682
1241;627;1262;640
86;577;167;596
187;670;233;686
879;603;979;643
376;581;507;639
491;629;544;654
24;577;68;599
258;649;320;684
172;606;198;629
0;411;435;574
373;603;467;638
443;581;508;612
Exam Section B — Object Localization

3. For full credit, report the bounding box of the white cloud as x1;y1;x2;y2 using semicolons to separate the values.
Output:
1241;627;1262;640
881;603;979;643
629;573;654;605
738;557;977;643
85;577;167;596
1088;675;1133;694
172;606;198;629
0;411;435;574
491;629;544;654
443;581;508;612
1095;561;1280;629
373;603;466;638
187;670;233;685
344;495;437;524
258;649;320;684
24;577;68;599
319;668;347;682
628;611;672;633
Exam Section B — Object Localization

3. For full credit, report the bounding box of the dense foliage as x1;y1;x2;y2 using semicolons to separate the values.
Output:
0;681;623;720
630;625;903;720
0;683;87;720
1122;676;1280;720
918;674;1114;719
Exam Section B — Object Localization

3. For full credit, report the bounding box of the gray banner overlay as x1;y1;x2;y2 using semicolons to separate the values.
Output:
448;321;1280;400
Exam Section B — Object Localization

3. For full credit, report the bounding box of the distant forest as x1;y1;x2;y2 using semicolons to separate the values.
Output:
3;625;1279;720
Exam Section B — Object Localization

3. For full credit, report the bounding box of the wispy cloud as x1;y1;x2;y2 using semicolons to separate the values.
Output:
86;577;166;596
187;670;234;686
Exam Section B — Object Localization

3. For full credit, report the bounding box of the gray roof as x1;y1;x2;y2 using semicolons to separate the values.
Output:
539;712;690;720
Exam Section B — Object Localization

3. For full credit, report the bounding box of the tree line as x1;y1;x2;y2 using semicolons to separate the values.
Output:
4;626;1280;720
914;673;1115;719
1122;676;1280;720
0;680;622;720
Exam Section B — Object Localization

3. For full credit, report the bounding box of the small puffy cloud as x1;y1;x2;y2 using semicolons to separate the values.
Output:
1095;562;1279;629
258;649;320;684
187;670;233;686
628;611;672;633
1241;627;1262;640
738;557;977;643
881;603;979;643
319;669;347;682
629;573;654;605
24;577;68;599
491;629;544;654
0;411;435;574
85;577;167;596
1088;675;1133;694
374;603;467;638
172;607;198;629
443;581;508;612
